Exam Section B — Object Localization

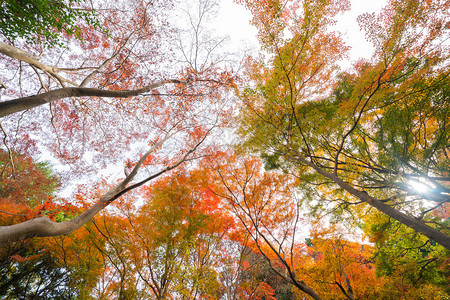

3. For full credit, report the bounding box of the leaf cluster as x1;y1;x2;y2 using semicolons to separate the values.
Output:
0;0;100;47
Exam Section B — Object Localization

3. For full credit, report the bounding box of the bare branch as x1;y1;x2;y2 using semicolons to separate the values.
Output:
0;41;78;86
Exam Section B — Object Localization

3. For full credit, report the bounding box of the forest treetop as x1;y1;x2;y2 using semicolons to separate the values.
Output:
0;0;449;299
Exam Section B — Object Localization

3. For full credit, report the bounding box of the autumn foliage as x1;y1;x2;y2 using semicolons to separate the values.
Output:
1;0;449;298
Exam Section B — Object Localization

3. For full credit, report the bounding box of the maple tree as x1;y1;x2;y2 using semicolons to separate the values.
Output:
362;211;449;299
197;144;448;299
234;250;295;300
2;150;446;299
7;221;107;299
0;222;108;299
77;168;235;299
292;222;448;300
298;224;384;300
0;0;234;244
201;151;323;299
213;237;280;300
0;152;106;298
236;0;450;249
1;0;449;297
0;149;59;208
0;150;62;249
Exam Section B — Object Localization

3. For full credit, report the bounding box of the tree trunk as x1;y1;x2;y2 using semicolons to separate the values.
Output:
293;153;450;250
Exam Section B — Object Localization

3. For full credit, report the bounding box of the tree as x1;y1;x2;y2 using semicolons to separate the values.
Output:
0;0;99;47
0;150;59;208
0;152;106;299
294;224;381;300
2;0;447;296
362;211;449;299
235;250;293;300
236;0;450;249
0;0;233;244
0;251;80;299
202;151;323;299
215;237;274;300
194;149;448;299
80;168;235;299
0;220;107;299
0;150;61;259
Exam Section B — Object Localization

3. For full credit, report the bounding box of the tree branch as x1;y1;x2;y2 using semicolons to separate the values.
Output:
0;41;77;86
0;79;185;118
290;150;450;250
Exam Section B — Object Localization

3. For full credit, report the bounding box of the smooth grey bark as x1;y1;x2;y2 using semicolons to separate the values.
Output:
292;151;450;250
0;41;187;118
0;80;184;118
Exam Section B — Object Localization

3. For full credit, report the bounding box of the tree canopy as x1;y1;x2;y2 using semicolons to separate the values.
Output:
237;0;449;249
0;0;448;299
0;0;99;47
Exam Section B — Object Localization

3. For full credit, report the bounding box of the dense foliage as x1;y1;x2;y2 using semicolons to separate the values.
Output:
0;0;99;47
0;0;448;299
